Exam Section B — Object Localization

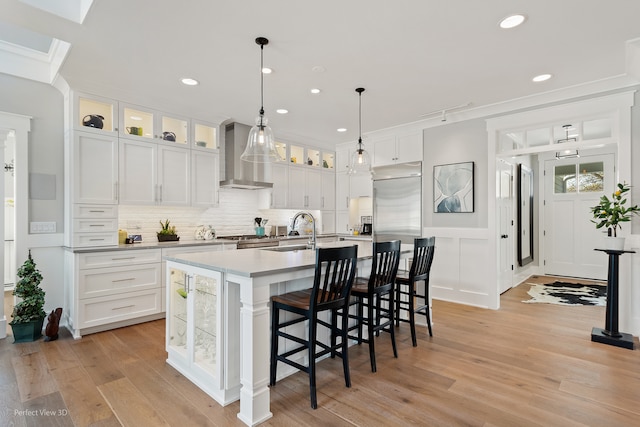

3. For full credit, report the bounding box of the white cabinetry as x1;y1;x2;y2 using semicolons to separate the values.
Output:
372;131;423;166
288;167;322;209
73;132;119;204
321;172;336;210
191;150;220;207
65;248;163;338
269;162;288;208
166;262;240;405
349;173;372;198
119;139;190;206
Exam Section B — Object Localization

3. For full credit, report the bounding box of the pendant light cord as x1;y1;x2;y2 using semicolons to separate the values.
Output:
356;87;365;151
259;42;264;118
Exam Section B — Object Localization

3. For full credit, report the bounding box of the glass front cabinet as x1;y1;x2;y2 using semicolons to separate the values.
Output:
166;261;240;405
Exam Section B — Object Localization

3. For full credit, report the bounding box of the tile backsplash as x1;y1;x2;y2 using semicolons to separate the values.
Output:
118;188;323;242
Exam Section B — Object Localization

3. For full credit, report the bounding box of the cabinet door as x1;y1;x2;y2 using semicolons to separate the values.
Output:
336;172;350;210
288;167;306;209
350;173;372;198
372;137;396;167
74;132;118;204
191;151;220;207
335;146;351;173
321;172;335;210
119;139;156;205
336;211;350;233
321;210;335;234
158;146;190;205
396;132;423;163
270;163;288;208
305;169;322;209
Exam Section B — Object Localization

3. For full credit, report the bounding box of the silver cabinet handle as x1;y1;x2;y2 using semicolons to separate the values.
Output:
159;184;163;203
112;305;135;310
112;277;136;283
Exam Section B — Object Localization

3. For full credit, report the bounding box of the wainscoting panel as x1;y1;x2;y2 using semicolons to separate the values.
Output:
425;227;495;309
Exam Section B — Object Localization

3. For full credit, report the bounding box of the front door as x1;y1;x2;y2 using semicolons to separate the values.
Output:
543;153;614;280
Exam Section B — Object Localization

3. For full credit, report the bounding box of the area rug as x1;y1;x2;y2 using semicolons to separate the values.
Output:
522;281;607;306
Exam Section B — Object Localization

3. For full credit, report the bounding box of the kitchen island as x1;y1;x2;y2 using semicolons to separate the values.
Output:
164;240;412;426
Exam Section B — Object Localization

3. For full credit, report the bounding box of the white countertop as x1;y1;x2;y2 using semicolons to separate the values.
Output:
164;241;413;278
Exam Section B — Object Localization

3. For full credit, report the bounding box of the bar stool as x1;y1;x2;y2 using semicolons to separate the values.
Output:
269;245;358;409
395;236;436;347
347;240;401;373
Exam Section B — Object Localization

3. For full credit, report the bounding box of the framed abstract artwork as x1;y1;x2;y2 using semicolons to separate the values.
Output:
433;161;474;213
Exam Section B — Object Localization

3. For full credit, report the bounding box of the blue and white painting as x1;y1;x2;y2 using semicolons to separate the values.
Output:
434;161;474;213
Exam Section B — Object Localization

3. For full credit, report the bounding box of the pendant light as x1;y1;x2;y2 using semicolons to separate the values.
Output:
241;37;281;163
349;87;371;174
555;124;579;159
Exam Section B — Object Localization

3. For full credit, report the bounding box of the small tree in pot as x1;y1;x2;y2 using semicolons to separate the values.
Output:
591;182;640;237
9;250;46;343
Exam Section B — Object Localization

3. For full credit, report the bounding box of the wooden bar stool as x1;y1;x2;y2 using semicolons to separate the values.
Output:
395;236;436;346
347;240;401;373
269;245;358;409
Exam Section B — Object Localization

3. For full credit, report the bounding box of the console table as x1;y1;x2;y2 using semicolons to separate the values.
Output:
592;249;635;350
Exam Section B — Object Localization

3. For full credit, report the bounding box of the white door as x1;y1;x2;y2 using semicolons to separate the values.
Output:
497;161;514;293
543;154;614;280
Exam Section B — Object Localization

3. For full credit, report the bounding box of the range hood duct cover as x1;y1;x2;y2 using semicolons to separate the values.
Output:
220;122;274;189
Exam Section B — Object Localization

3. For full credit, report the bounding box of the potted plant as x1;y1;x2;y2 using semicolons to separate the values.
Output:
9;250;46;343
590;182;640;250
157;219;180;242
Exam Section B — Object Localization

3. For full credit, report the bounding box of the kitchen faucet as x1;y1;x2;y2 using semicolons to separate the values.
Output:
291;211;316;250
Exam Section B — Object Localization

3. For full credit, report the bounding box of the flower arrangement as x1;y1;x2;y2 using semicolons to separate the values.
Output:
590;182;640;237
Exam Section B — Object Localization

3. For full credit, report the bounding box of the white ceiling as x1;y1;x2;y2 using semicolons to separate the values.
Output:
1;0;640;149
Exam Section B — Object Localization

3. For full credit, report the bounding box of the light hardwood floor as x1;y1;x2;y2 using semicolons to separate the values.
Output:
2;276;639;426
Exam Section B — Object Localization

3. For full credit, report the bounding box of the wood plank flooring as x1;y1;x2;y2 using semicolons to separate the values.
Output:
2;275;639;426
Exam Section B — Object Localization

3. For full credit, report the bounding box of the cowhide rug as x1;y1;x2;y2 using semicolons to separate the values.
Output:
522;281;607;306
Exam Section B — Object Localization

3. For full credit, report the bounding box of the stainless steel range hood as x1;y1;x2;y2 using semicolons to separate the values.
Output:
220;122;273;189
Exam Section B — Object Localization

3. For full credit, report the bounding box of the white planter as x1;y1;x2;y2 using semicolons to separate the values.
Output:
603;236;625;251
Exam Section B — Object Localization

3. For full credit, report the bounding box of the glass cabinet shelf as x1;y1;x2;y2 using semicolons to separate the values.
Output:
123;107;154;138
194;123;217;149
290;145;304;165
322;151;334;169
275;141;287;161
161;115;188;145
78;96;116;132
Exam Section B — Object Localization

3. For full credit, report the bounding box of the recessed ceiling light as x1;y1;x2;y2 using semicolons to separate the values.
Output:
532;73;552;82
261;67;272;74
310;88;321;94
276;109;288;114
337;128;347;132
499;14;526;29
181;78;199;86
130;116;143;121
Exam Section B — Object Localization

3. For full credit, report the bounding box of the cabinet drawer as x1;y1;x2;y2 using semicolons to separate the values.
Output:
73;232;118;247
79;263;161;298
74;204;118;218
74;218;118;233
78;288;162;329
79;249;161;269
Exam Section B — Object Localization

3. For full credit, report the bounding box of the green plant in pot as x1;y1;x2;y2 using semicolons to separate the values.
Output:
157;219;180;242
591;182;640;249
9;250;46;343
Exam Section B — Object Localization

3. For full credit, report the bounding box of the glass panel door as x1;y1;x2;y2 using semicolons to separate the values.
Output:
168;268;188;355
193;272;217;375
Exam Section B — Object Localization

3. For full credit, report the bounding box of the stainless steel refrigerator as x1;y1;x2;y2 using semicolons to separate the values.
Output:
372;161;422;244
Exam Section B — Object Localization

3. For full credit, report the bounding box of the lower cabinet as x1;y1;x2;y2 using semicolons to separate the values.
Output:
165;262;240;405
64;248;164;338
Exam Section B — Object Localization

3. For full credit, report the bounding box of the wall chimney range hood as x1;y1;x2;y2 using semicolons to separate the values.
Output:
220;122;274;189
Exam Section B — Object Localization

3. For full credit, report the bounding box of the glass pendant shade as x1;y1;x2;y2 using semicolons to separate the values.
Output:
241;115;281;162
349;143;371;174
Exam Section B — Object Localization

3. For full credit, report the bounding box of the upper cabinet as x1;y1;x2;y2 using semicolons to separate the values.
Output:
372;131;423;167
192;121;218;150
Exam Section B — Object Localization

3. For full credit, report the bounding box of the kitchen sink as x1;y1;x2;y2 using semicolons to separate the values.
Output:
262;244;312;252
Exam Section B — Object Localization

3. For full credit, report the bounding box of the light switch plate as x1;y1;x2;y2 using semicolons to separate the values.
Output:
30;221;56;233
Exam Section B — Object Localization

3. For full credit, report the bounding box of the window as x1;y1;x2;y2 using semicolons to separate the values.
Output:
554;161;604;194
